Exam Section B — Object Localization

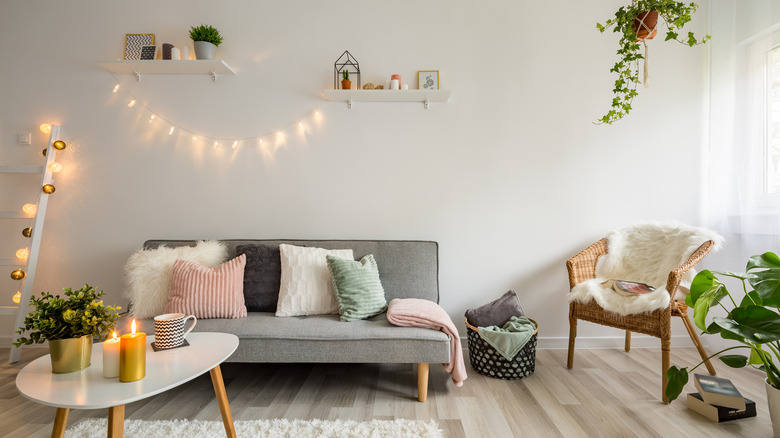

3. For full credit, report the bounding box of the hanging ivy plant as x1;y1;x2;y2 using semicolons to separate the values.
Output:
596;0;710;125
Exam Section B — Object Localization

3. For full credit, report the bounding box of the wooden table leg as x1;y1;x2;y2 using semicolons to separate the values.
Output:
210;365;236;438
51;407;69;438
108;404;125;438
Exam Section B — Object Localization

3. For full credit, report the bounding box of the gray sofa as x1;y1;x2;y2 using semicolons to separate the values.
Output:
132;239;451;402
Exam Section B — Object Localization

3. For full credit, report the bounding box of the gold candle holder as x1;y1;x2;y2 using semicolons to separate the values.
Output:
119;320;146;382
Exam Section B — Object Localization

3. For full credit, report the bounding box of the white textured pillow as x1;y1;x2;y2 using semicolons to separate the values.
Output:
124;241;228;318
276;244;354;317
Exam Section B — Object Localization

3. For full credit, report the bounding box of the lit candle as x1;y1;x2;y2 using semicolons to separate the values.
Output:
119;320;146;382
102;332;120;378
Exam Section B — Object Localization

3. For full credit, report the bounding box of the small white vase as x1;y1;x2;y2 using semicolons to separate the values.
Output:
766;379;780;437
193;41;217;60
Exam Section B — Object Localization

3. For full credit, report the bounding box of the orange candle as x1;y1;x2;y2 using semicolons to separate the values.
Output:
119;320;146;382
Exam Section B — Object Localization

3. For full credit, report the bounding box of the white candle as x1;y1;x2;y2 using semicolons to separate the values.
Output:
182;46;190;60
171;47;181;60
102;332;120;378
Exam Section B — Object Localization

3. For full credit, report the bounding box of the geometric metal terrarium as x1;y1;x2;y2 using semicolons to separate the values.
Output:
333;50;361;89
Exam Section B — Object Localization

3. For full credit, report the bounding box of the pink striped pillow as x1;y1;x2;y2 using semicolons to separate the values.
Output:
165;254;247;319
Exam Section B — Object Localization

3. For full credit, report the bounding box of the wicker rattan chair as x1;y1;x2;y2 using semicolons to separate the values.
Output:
566;237;717;403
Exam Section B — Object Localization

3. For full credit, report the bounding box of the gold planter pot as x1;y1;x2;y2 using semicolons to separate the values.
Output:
48;335;92;373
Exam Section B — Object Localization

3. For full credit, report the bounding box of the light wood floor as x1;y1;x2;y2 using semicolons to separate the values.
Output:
0;346;772;437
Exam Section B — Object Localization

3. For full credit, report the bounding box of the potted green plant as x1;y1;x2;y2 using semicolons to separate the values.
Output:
341;70;351;90
665;252;780;433
14;284;121;373
596;1;710;124
189;24;223;60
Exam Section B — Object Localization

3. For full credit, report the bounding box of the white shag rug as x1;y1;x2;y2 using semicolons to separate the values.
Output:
65;418;443;438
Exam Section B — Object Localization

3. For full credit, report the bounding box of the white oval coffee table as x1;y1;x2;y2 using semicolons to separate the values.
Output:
16;332;239;438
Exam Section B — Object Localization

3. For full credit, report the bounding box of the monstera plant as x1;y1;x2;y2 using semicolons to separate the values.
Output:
596;0;710;124
665;252;780;404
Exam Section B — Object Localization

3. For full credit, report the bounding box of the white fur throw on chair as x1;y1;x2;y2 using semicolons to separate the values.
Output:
568;222;723;316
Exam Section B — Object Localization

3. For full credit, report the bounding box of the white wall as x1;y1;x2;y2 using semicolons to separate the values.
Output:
0;1;715;349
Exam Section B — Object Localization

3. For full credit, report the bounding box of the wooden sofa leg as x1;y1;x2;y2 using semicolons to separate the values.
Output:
567;318;577;369
417;363;429;402
625;330;631;352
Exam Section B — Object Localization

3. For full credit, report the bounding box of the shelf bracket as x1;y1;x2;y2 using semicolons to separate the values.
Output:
424;99;430;110
134;71;141;82
210;71;217;82
347;98;353;110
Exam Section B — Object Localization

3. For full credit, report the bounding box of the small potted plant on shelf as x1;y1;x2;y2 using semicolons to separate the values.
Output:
189;24;223;60
596;0;710;124
665;252;780;433
341;70;351;90
13;284;121;373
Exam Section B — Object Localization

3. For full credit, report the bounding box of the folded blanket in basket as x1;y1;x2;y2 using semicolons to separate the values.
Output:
478;316;536;361
387;298;467;387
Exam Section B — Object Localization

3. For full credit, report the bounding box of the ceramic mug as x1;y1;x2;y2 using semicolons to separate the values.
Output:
153;313;197;349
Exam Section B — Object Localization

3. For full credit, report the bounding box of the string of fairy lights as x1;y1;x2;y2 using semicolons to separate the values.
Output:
107;72;322;153
8;76;322;305
9;124;66;304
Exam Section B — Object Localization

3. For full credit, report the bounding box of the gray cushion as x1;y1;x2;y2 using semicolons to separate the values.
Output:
235;244;281;312
132;312;450;363
465;290;525;327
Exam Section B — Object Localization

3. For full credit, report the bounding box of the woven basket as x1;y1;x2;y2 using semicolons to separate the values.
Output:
465;317;538;380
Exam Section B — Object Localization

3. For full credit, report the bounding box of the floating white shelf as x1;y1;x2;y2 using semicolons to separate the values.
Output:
99;60;235;82
323;89;451;109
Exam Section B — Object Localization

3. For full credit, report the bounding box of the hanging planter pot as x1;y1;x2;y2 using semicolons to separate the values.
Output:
634;11;658;41
595;1;710;124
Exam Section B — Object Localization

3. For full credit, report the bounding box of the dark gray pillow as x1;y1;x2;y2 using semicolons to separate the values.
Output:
465;290;525;328
236;244;281;312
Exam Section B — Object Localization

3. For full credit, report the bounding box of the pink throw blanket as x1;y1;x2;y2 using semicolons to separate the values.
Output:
387;298;467;387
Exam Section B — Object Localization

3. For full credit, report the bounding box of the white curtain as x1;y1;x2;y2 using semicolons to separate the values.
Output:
707;0;780;260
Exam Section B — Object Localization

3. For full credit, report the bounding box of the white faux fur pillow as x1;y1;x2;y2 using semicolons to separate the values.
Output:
124;240;228;318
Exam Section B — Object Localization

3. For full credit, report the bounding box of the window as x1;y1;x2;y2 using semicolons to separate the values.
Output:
768;45;780;194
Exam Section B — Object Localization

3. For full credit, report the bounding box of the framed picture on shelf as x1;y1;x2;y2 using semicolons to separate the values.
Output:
140;45;157;60
418;70;439;90
124;34;155;60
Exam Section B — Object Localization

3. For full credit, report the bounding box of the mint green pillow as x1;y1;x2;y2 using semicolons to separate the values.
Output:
326;254;388;322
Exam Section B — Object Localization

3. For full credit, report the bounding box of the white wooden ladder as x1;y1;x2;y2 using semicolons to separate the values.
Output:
2;125;63;363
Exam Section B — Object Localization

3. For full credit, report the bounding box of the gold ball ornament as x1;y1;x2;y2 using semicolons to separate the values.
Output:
42;184;55;194
11;269;26;281
53;140;66;150
22;227;33;238
42;148;47;157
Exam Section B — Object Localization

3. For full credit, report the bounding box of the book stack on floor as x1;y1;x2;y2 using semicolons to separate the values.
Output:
686;374;757;423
